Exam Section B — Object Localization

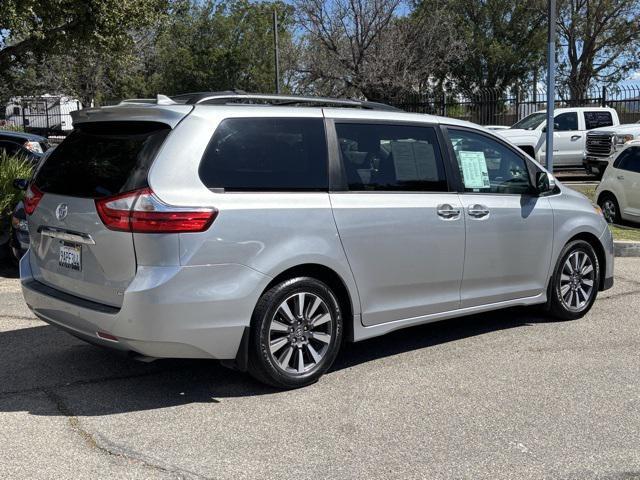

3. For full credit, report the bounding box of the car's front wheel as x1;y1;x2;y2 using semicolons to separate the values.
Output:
248;277;343;389
548;240;600;320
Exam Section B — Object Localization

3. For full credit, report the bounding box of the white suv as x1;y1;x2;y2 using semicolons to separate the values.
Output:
596;140;640;224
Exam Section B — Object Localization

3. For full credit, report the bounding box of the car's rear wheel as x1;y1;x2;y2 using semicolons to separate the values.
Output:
248;277;343;389
548;240;600;320
598;193;621;224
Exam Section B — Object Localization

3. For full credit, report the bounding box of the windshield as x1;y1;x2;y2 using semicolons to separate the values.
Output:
511;112;546;130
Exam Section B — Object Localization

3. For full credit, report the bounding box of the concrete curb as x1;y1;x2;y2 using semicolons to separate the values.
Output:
614;241;640;257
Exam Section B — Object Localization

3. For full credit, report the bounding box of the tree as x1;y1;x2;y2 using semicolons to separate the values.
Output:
557;0;640;101
416;0;547;93
294;0;464;102
0;0;168;71
148;0;295;95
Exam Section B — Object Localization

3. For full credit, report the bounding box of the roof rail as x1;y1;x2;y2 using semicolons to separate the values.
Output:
170;92;402;112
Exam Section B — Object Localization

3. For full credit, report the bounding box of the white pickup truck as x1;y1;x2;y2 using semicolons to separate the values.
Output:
584;120;640;178
496;107;619;169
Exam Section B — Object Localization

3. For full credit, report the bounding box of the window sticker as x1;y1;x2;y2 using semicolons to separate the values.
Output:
458;151;490;190
391;141;437;181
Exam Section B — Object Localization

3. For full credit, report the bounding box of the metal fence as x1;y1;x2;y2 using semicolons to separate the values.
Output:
4;85;640;139
0;96;82;137
393;84;640;126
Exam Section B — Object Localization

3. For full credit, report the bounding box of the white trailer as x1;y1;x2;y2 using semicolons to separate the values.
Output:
4;95;82;134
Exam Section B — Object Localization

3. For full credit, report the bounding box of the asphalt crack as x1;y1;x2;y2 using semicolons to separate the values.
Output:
0;370;165;400
43;388;213;480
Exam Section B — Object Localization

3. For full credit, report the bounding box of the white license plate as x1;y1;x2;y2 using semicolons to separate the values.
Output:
59;243;81;271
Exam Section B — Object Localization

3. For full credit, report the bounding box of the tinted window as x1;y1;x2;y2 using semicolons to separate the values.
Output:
448;129;531;194
615;147;640;173
0;140;23;157
34;121;170;198
555;112;579;131
335;123;447;192
199;118;327;191
585;111;613;130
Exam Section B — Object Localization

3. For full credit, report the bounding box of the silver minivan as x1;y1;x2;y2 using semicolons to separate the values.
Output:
20;93;614;388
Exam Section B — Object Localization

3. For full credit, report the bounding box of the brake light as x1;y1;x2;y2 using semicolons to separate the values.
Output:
24;184;44;215
23;141;43;154
95;188;217;233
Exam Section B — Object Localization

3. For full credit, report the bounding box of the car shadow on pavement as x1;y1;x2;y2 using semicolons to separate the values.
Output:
0;306;558;417
332;307;555;371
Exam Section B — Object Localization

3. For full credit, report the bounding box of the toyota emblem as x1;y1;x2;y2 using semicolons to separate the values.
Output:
55;203;68;221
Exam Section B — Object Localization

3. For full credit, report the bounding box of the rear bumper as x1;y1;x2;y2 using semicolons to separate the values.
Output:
9;228;29;258
20;254;271;359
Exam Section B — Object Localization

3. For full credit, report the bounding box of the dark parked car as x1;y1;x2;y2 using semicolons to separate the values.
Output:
9;201;28;265
0;130;50;162
2;143;53;266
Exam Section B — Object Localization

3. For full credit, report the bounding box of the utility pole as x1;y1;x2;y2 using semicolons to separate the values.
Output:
273;8;280;94
545;0;556;171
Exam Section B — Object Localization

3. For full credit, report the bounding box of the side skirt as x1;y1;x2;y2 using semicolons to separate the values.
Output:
352;293;547;342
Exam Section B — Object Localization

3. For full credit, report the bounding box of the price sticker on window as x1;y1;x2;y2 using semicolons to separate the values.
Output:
458;151;490;190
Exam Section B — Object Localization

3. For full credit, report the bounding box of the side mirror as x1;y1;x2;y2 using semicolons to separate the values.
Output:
13;178;29;191
536;171;555;195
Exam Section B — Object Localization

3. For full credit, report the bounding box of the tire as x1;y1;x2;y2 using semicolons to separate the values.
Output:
547;240;600;320
248;277;343;389
598;193;621;224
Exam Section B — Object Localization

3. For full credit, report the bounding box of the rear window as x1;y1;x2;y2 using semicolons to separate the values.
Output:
199;117;328;191
34;121;170;198
585;111;614;130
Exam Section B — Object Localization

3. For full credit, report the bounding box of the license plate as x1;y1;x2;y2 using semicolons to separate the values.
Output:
59;243;81;271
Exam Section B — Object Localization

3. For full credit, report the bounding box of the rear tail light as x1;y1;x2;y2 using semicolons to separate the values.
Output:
24;184;44;215
95;188;217;233
23;141;43;154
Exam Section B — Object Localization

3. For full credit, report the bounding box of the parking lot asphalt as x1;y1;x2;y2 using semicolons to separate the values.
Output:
1;260;640;480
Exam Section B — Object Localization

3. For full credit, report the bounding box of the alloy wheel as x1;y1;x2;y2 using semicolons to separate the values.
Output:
268;292;333;375
559;251;596;312
601;199;617;224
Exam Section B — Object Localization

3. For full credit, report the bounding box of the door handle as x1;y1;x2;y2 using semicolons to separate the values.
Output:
571;135;581;141
467;204;490;218
436;204;461;219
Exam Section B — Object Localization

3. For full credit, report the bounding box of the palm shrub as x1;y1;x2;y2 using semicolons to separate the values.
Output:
0;123;25;133
0;152;33;233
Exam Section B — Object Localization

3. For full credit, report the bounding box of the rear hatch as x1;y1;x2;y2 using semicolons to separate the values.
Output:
27;120;172;308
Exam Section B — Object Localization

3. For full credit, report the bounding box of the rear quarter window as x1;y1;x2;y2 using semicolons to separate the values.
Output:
198;117;328;191
34;121;170;198
585;111;614;130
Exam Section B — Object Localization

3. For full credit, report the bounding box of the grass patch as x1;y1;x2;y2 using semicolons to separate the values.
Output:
567;184;597;202
609;225;640;242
